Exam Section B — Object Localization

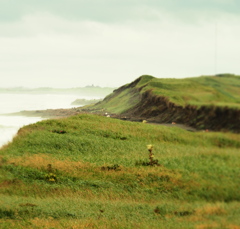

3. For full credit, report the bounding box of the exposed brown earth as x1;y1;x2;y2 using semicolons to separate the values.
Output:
122;90;240;133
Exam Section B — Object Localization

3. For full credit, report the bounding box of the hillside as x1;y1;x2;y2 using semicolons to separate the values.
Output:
1;114;240;228
87;74;240;132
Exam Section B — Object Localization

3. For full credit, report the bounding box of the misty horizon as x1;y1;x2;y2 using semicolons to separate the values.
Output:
1;1;240;88
0;85;115;90
1;72;238;90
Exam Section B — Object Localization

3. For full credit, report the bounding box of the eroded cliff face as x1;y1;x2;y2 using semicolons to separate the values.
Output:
87;75;240;133
123;90;240;133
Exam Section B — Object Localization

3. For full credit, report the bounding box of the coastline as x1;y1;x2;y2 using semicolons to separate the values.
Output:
6;107;197;132
5;107;84;119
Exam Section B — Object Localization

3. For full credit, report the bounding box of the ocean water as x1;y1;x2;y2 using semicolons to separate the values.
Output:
0;93;97;148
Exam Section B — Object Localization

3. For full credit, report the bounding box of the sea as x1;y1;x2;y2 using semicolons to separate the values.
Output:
0;93;98;148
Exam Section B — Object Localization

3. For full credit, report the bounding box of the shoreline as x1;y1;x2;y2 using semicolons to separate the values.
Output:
4;108;84;118
6;107;197;132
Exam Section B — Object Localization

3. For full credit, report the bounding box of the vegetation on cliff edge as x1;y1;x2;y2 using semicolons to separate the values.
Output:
0;114;240;228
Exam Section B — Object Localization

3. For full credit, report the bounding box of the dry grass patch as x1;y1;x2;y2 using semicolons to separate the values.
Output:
7;154;91;173
195;203;226;216
30;217;100;229
195;223;221;229
196;223;240;229
1;218;99;229
227;225;240;229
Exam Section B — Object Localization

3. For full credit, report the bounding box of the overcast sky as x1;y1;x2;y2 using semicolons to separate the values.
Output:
0;0;239;88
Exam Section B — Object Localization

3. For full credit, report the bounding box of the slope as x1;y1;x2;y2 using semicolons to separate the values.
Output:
0;114;240;228
88;74;240;132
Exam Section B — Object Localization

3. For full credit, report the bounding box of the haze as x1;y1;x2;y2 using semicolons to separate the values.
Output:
0;0;239;88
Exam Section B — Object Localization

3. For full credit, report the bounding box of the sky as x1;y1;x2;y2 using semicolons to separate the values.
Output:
0;0;240;88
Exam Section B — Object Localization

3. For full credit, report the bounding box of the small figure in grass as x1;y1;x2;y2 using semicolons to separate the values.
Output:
135;145;161;166
45;164;57;182
147;144;154;165
147;144;160;166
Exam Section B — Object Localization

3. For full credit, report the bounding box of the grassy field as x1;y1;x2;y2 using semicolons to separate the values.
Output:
90;74;240;114
0;114;240;228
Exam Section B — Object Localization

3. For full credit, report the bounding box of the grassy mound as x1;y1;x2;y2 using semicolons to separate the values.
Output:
93;74;240;110
0;114;240;228
87;74;240;132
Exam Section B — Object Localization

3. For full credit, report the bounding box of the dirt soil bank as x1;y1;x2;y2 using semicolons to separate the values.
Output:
121;90;240;133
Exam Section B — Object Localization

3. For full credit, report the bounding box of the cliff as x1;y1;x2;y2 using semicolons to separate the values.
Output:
88;74;240;133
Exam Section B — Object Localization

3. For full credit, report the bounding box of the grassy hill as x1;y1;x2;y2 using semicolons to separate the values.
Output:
1;114;240;228
87;74;240;132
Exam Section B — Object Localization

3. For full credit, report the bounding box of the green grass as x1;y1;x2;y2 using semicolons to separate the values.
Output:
92;87;140;114
144;74;240;107
90;74;240;114
0;114;240;228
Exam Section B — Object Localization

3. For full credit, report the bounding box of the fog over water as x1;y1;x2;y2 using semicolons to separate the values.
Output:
0;93;97;148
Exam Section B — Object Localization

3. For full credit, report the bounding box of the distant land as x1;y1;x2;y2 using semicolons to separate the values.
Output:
71;98;102;105
0;86;115;97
